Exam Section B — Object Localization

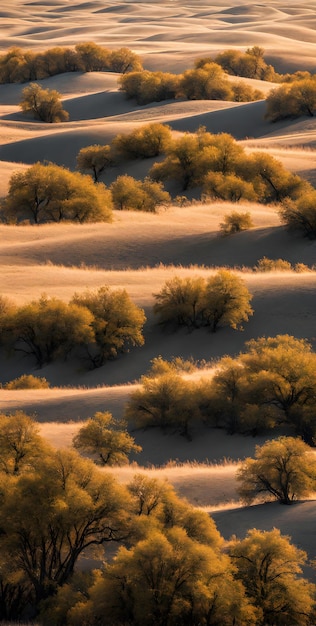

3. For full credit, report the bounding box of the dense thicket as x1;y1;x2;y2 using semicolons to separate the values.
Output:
124;336;316;442
119;63;263;105
265;77;316;121
153;270;253;332
0;414;313;624
0;44;142;83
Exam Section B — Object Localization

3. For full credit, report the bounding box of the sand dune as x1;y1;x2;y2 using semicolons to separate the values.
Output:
2;0;316;573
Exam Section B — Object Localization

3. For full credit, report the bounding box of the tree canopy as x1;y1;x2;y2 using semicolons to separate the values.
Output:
237;436;316;505
73;411;142;465
0;162;113;224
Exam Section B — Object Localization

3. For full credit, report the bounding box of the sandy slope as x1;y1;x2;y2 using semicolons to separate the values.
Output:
1;0;316;574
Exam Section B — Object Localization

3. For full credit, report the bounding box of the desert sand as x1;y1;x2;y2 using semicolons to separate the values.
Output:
1;0;316;577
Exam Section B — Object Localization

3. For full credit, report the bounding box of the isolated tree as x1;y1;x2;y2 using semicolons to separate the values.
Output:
219;211;254;234
112;122;172;159
20;82;69;122
71;286;146;368
279;191;316;239
0;162;113;224
230;528;316;625
237;436;316;505
9;295;94;367
0;411;48;475
76;144;114;182
73;411;141;465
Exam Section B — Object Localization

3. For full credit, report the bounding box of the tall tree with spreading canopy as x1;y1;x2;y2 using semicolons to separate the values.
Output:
230;528;316;625
237;436;316;505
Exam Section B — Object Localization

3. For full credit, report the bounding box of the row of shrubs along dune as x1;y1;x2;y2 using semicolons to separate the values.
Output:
0;270;253;369
0;43;142;83
0;411;315;623
2;124;316;237
11;44;316;122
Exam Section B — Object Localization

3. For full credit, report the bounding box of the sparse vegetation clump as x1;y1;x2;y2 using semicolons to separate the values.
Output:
197;46;278;81
219;211;254;235
0;162;113;224
154;270;253;332
207;335;316;441
149;127;309;202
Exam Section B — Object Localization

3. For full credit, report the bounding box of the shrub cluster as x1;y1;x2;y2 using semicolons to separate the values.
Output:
149;126;308;201
119;62;263;105
0;287;146;369
0;44;142;83
153;270;253;332
125;335;316;444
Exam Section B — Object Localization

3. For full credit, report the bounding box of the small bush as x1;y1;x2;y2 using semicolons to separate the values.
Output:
4;374;50;389
254;257;292;272
219;211;254;235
